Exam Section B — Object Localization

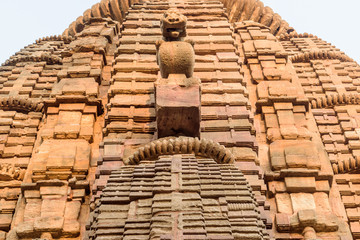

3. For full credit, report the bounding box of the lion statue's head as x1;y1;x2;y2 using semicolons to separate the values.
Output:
160;8;187;40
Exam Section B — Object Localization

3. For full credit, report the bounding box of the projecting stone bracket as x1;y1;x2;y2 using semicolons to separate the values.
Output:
155;75;201;138
44;96;104;117
276;209;339;234
256;81;309;113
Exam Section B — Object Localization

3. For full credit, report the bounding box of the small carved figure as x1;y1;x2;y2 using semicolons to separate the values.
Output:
0;163;25;181
156;8;195;79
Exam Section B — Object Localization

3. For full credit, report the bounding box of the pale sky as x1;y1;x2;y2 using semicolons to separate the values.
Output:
262;0;360;63
0;0;359;64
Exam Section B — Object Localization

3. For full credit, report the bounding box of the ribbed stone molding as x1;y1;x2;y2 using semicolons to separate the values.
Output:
63;0;133;36
290;50;354;63
310;92;360;174
0;97;44;113
332;157;360;174
62;0;292;37
222;0;293;35
126;137;235;165
278;32;319;41
35;35;74;44
44;96;104;116
2;53;62;66
310;92;360;109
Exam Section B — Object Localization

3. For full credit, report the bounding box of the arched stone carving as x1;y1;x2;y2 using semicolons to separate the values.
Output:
62;0;293;37
0;97;44;113
279;32;319;41
2;53;62;67
310;92;360;109
125;137;235;165
223;0;293;35
289;50;354;63
35;35;74;44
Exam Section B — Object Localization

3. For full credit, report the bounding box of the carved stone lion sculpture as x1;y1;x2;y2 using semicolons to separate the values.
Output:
156;8;195;79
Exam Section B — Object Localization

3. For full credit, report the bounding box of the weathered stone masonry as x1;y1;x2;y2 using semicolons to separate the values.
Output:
0;0;359;239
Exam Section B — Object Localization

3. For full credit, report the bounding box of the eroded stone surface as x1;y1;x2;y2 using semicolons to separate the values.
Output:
0;0;358;239
87;154;269;239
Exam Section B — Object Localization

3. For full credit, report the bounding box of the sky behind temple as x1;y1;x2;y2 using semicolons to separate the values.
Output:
0;0;359;64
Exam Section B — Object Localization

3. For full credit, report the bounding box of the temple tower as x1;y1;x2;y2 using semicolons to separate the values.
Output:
0;0;359;239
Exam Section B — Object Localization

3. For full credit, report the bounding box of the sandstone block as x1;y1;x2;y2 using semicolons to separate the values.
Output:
285;177;316;193
47;144;76;170
275;193;293;214
59;103;85;112
315;181;330;193
0;214;12;230
269;143;286;171
62;219;80;237
62;83;86;95
64;201;81;220
280;124;298;139
297;209;316;226
39;185;68;196
51;78;98;98
270;140;320;171
267;128;282;142
290;193;316;213
54;111;82;139
69;36;108;53
23;199;41;222
34;216;64;232
40;199;66;218
264;114;279;128
15;222;35;238
275;213;290;232
74;141;91;172
313;192;331;213
156;84;200;138
284;154;307;168
23;190;40;199
79;114;95;141
103;144;123;160
68;66;91;78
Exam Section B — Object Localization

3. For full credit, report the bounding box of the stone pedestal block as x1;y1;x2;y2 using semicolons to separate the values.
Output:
156;84;200;138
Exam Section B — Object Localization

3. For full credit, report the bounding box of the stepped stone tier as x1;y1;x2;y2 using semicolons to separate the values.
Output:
0;0;360;239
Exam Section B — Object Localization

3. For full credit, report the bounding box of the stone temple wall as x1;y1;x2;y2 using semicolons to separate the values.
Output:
0;0;359;239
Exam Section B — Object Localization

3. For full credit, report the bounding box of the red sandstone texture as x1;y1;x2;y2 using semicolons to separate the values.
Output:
0;0;359;239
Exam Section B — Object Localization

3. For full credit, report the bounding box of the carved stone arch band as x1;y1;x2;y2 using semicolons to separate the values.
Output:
125;137;235;165
0;97;44;113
